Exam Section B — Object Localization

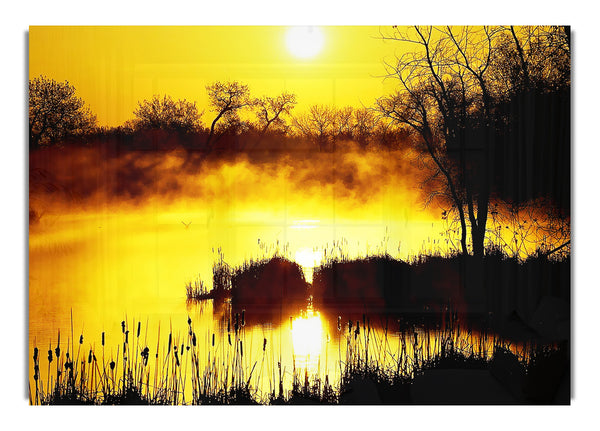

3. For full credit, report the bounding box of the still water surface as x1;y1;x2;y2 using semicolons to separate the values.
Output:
28;203;451;397
30;202;522;402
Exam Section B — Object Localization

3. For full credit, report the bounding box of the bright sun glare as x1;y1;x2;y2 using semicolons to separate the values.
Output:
291;309;323;359
294;247;322;268
286;26;324;59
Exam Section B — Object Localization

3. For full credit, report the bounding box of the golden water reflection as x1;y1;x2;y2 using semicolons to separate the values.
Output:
29;207;535;404
29;297;533;404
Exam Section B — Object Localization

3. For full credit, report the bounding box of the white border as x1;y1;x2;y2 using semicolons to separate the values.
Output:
3;1;598;429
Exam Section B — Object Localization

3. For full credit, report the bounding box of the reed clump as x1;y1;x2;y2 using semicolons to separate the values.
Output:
185;278;212;302
186;247;309;312
313;249;570;333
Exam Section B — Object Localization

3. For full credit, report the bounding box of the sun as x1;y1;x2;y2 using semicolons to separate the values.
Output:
294;247;322;269
285;26;325;59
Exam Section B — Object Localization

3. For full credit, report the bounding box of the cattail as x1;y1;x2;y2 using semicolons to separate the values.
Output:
192;333;197;347
137;322;141;338
240;340;243;357
167;333;172;355
88;350;92;364
48;349;53;363
181;344;184;355
187;316;192;326
101;332;105;346
33;347;38;363
228;333;231;346
212;333;215;347
241;310;245;327
110;360;115;370
121;321;125;334
55;332;61;358
263;338;267;352
337;316;341;331
125;330;129;344
79;335;83;345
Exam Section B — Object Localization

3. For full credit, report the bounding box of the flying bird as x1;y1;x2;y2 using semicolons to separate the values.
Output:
181;221;191;229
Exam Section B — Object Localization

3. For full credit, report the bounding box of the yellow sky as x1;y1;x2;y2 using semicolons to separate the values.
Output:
29;26;400;127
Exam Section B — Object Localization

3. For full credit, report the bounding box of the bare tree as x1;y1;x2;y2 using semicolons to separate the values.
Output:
491;26;570;98
442;25;499;257
332;106;355;141
132;94;202;132
377;83;471;256
490;25;571;216
378;25;570;258
29;76;96;148
253;92;297;135
290;112;313;138
377;26;502;257
205;81;252;146
352;107;379;147
292;104;336;151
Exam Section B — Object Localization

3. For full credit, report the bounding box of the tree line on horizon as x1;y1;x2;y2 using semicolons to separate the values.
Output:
28;77;406;152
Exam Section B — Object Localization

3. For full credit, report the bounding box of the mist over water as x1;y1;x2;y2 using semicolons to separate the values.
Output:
29;142;447;397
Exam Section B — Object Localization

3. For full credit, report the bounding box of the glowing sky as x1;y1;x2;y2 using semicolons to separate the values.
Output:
29;26;399;127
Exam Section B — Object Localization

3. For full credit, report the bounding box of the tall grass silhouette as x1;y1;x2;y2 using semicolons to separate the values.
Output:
30;307;564;405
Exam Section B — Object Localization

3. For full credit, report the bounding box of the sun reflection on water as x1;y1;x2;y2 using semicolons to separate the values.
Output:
291;307;323;363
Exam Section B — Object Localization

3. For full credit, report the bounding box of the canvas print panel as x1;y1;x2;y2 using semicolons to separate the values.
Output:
28;26;570;405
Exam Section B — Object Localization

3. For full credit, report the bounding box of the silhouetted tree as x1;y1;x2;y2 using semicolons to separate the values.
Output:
29;76;97;149
292;104;336;151
489;26;571;212
206;81;252;146
214;112;253;137
352;107;379;147
377;26;570;257
332;106;355;141
377;26;489;255
490;26;570;98
132;94;202;133
253;92;297;135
